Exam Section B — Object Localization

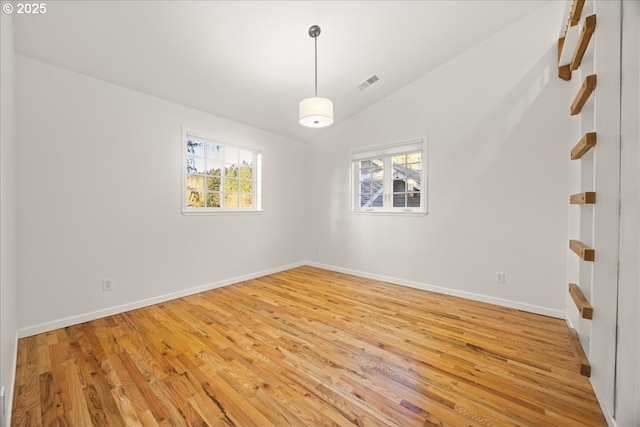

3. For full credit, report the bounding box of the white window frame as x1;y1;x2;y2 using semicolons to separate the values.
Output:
182;128;263;215
350;138;427;216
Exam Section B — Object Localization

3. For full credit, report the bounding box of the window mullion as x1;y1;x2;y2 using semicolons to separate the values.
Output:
252;152;256;209
352;162;357;211
383;156;392;210
203;150;208;208
220;147;226;209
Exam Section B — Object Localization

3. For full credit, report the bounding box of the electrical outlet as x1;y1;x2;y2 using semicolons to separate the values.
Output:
102;279;113;291
496;272;506;283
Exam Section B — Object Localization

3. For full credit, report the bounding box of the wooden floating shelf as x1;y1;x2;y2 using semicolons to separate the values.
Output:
569;283;594;319
570;192;596;204
571;132;597;160
559;65;572;82
571;14;596;71
571;74;597;116
569;327;591;377
570;240;595;261
558;6;592;80
558;37;572;81
569;0;586;27
561;0;585;39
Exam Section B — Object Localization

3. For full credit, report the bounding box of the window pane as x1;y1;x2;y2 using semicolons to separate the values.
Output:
187;157;205;174
360;192;384;208
360;159;382;169
371;194;383;207
392;155;406;165
239;193;253;208
360;160;372;169
393;179;406;193
208;160;223;176
225;193;239;208
407;192;421;207
407;163;422;187
187;175;205;190
225;146;239;163
359;155;384;209
207;176;221;191
407;152;422;163
206;192;220;208
360;181;373;194
359;160;383;187
225;165;238;178
239;150;253;166
225;177;238;192
360;159;383;170
187;141;205;157
186;158;197;174
392;152;421;195
239;179;253;193
239;164;253;180
187;191;204;207
393;193;406;207
206;144;223;161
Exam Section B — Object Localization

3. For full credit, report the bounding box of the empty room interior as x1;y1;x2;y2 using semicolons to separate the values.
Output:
1;0;639;426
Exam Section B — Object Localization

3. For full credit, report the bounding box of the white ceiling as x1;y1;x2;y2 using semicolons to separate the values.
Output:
13;1;553;142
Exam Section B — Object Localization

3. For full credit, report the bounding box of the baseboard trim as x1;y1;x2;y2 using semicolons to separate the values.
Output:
18;260;566;337
307;262;565;319
593;386;617;427
3;330;18;427
17;262;305;338
565;312;576;329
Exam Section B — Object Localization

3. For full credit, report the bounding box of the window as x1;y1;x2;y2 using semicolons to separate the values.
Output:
351;139;426;214
183;130;262;213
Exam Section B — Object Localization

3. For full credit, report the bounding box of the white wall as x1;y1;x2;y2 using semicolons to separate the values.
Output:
615;1;640;425
306;3;569;317
15;56;307;335
0;10;18;427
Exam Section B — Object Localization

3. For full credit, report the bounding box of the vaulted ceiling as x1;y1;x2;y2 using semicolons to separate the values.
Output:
13;1;554;141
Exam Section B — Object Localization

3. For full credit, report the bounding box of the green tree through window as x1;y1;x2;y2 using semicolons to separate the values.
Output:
184;132;262;212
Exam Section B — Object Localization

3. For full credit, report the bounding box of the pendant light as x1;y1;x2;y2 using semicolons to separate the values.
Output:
299;25;333;128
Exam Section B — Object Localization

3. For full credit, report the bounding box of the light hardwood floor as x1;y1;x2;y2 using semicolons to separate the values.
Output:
12;266;606;426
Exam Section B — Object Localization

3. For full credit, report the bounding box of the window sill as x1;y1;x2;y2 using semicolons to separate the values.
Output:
349;210;427;217
182;209;265;216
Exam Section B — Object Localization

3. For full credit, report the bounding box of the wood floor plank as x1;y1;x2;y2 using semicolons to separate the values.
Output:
110;386;143;427
12;266;606;426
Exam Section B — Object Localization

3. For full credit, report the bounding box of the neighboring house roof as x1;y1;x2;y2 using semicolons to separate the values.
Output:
392;164;421;181
360;165;421;208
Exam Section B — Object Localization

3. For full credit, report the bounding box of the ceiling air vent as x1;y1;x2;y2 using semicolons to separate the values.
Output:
357;74;380;90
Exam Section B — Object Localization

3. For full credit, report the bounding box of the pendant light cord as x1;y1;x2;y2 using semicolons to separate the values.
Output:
314;35;318;97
